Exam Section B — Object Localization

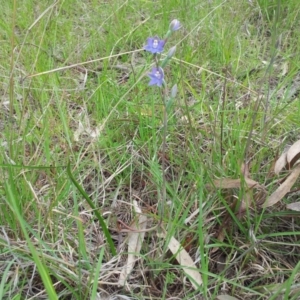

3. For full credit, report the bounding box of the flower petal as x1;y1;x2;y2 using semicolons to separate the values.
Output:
148;67;164;87
144;36;165;53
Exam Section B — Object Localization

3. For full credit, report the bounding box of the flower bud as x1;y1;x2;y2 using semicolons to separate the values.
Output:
167;46;176;59
170;84;178;98
169;19;181;31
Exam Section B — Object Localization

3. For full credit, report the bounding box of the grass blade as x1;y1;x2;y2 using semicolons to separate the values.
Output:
66;161;116;256
6;181;58;300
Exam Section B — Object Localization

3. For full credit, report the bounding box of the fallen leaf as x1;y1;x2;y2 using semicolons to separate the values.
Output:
157;231;202;289
217;295;240;300
242;167;254;209
287;140;300;169
209;178;262;190
286;202;300;212
118;201;147;286
263;164;300;207
274;151;288;175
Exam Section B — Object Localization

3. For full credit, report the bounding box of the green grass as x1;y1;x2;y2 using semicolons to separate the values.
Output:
1;0;300;299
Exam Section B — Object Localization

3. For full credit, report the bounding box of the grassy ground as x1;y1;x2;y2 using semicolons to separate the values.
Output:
1;0;300;299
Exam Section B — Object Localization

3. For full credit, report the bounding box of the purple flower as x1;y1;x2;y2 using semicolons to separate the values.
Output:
169;19;181;31
144;36;165;54
148;67;164;87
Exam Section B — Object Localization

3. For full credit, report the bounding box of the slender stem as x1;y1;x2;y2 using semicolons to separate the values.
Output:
153;53;168;225
244;1;281;163
160;89;168;224
262;0;281;130
220;67;228;166
9;0;17;159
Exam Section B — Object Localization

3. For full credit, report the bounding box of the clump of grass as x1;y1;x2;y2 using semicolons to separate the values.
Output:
1;0;300;299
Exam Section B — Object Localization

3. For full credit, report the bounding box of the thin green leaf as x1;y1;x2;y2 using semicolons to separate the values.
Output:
90;247;105;299
6;182;58;300
0;260;15;298
66;161;116;256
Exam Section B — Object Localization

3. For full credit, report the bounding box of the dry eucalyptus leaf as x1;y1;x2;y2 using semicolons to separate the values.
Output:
286;202;300;212
118;201;147;286
157;231;202;289
274;151;288;175
263;164;300;208
287;140;300;169
217;296;240;300
210;178;262;189
243;170;255;208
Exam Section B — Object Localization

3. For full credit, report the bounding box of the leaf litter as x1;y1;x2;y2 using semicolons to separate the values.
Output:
207;147;300;256
274;139;300;175
118;201;147;287
263;163;300;207
157;229;203;290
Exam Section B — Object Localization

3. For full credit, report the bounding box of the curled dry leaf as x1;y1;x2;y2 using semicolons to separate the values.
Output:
287;140;300;169
286;201;300;212
274;151;288;175
263;164;300;208
157;230;202;289
118;201;147;286
275;140;300;175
